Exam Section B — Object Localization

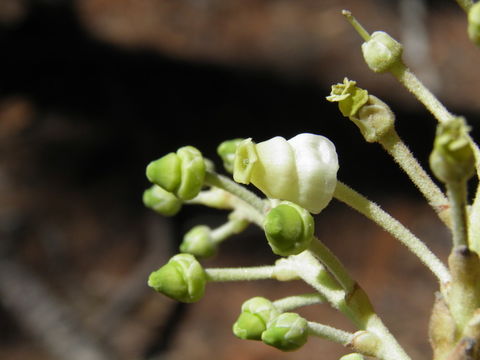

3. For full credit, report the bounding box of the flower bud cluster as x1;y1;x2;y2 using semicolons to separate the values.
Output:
233;297;309;351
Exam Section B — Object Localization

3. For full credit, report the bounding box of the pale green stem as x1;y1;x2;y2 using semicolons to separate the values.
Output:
379;129;450;227
389;63;455;124
446;180;469;247
308;238;356;294
307;321;354;346
290;251;411;360
210;216;248;245
334;181;451;285
455;0;473;13
204;171;267;225
272;293;326;312
205;266;276;282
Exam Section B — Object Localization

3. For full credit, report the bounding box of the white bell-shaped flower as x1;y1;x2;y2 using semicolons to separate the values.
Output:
234;133;339;214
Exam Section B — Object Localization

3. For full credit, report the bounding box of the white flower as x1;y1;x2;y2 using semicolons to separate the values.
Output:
234;133;339;214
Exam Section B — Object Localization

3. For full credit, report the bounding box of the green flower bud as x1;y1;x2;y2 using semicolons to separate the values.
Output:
429;117;475;183
217;138;245;173
264;201;314;256
468;2;480;46
180;225;217;258
143;185;182;216
233;133;339;214
361;31;403;73
261;312;309;351
233;297;280;340
340;354;365;360
146;146;206;200
148;253;207;303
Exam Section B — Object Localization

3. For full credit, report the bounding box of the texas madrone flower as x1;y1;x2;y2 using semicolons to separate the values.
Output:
233;133;339;214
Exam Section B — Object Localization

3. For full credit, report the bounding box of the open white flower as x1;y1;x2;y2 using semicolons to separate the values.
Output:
234;133;339;214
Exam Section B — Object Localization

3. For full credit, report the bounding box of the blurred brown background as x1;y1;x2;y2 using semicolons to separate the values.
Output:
0;0;478;359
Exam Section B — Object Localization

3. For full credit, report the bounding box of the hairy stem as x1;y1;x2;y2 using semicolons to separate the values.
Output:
334;181;451;285
380;129;450;226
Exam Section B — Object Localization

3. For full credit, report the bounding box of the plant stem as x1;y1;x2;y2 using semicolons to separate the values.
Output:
379;129;450;227
389;63;455;124
309;238;356;294
273;293;326;312
446;180;469;247
467;135;480;252
334;181;451;285
204;171;267;226
307;321;354;346
205;266;276;282
210;215;248;245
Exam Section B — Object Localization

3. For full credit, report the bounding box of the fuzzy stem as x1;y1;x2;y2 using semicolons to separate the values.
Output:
389;63;455;124
379;129;450;226
334;181;451;285
204;171;267;225
210;216;248;245
446;181;469;248
273;293;326;312
205;266;276;282
309;238;356;294
307;321;355;346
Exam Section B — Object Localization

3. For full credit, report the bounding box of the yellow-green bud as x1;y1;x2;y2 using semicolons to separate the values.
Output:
180;225;217;258
261;312;309;351
217;138;244;173
148;253;207;303
233;297;279;340
468;2;480;46
143;185;182;216
264;201;314;256
146;146;206;200
361;31;403;73
233;133;339;214
429;117;475;184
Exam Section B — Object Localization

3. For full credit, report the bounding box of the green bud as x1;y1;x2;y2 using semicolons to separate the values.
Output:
143;185;182;216
146;146;206;200
326;78;369;118
261;312;309;351
361;31;403;73
180;225;217;258
264;201;314;256
468;2;480;46
217;138;245;173
148;253;207;303
233;297;280;340
340;354;365;360
146;152;181;193
429;117;475;183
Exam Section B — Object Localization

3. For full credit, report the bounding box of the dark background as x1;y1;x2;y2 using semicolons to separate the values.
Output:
0;0;478;359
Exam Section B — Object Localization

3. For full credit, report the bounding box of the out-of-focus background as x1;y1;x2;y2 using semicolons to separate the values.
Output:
0;0;479;359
